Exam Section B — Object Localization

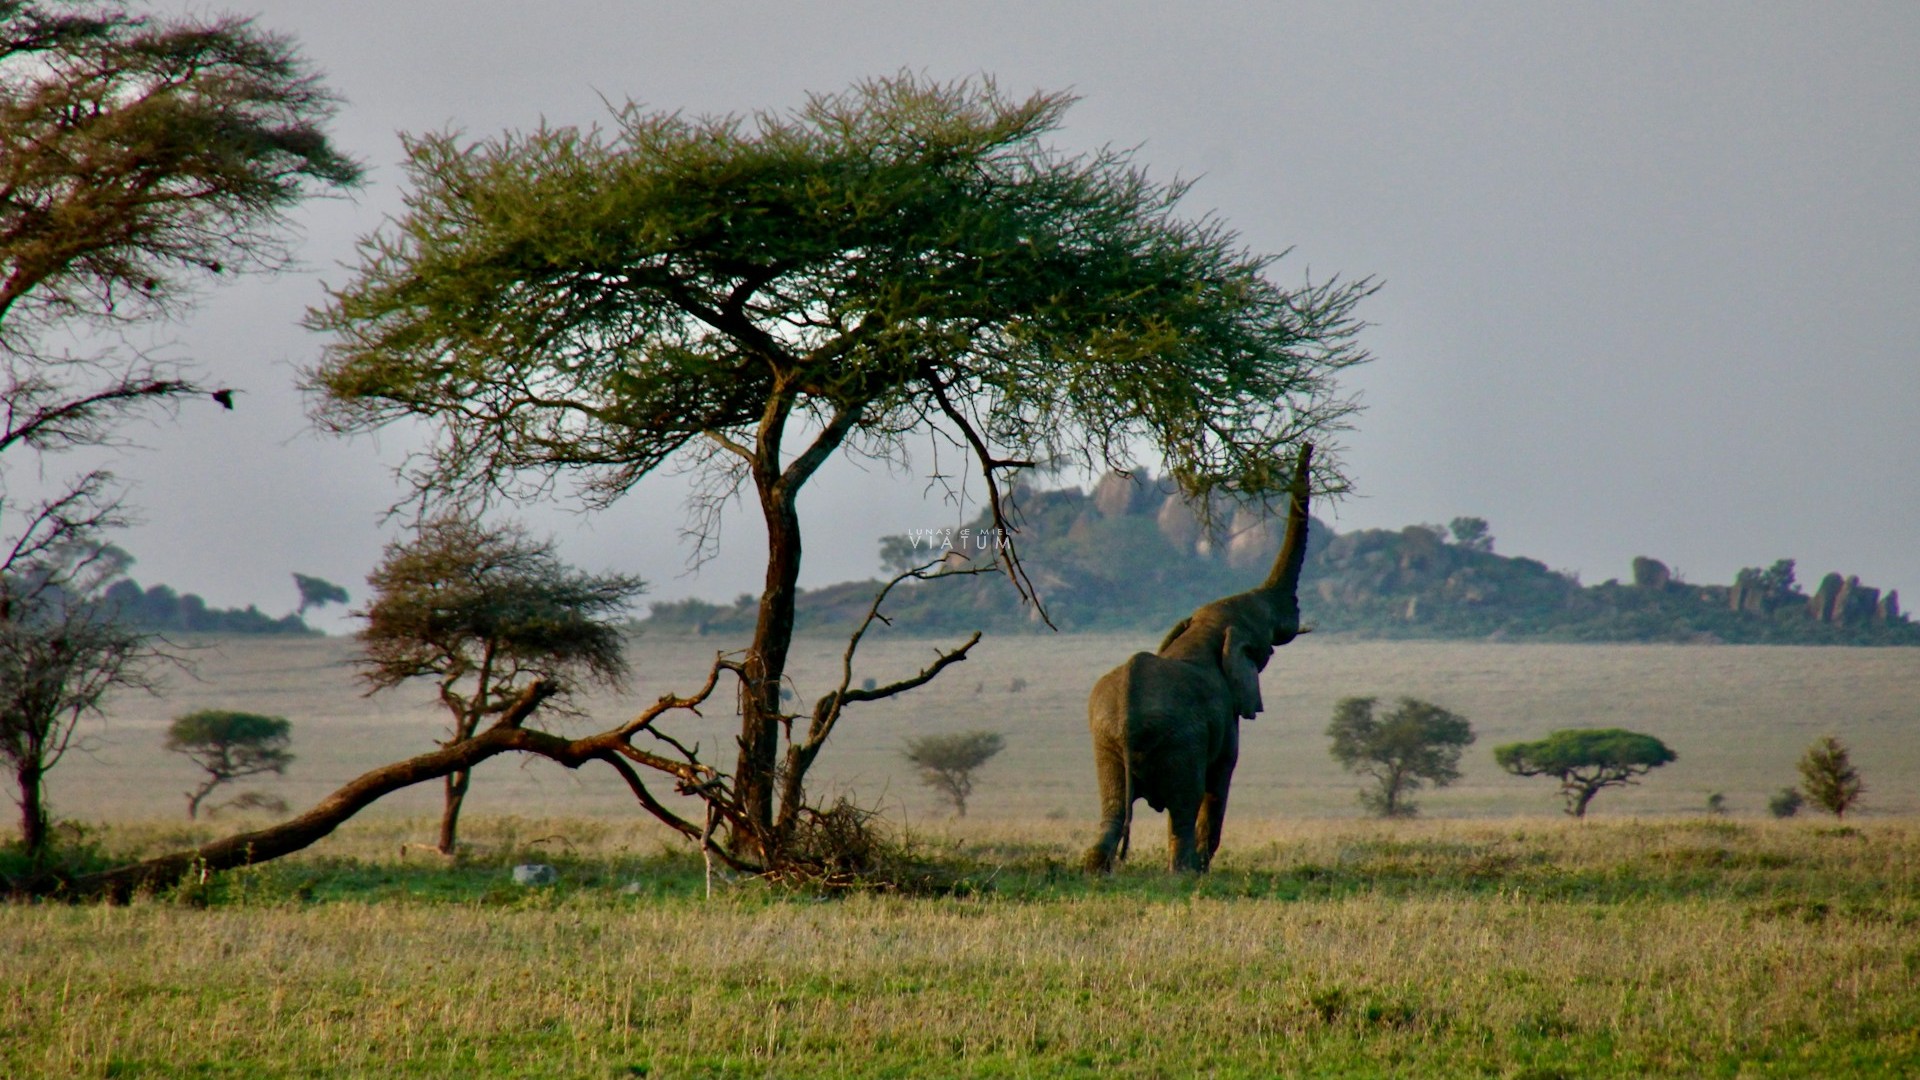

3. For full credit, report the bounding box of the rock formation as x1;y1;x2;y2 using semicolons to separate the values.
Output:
1631;557;1672;590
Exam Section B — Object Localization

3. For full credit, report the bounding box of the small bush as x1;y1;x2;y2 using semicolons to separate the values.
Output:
902;730;1005;817
1767;788;1804;818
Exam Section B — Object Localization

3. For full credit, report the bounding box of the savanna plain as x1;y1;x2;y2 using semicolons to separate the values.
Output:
6;634;1919;1077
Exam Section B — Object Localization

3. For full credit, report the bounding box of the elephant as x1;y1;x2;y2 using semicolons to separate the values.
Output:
1083;443;1314;873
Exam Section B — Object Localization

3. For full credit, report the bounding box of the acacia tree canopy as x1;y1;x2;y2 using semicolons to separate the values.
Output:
308;75;1375;859
1494;728;1677;818
1;0;361;336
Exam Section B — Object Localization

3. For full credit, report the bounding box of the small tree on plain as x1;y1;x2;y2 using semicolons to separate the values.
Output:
903;731;1005;817
357;514;643;854
1796;735;1863;819
1325;696;1475;817
165;710;293;820
1494;728;1677;818
0;545;159;857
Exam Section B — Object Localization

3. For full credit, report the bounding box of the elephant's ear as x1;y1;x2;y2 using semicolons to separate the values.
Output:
1221;626;1264;719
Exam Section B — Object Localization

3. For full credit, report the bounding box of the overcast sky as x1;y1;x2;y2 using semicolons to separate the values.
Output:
78;2;1920;631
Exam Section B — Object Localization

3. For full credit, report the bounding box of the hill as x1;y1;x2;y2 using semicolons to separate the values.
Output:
642;473;1914;644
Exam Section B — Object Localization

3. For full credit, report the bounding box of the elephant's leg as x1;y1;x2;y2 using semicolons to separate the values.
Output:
1196;790;1228;872
1082;737;1131;873
1196;728;1240;872
1165;792;1204;872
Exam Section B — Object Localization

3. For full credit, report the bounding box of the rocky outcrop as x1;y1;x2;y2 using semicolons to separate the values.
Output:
1225;506;1282;571
1808;573;1844;623
1631;557;1672;590
1091;472;1145;518
1155;493;1202;554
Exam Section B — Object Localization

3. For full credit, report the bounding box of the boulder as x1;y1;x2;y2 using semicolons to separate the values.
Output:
1808;573;1844;623
1832;576;1879;627
1225;506;1280;571
1631;557;1671;590
1092;472;1142;518
1155;493;1201;554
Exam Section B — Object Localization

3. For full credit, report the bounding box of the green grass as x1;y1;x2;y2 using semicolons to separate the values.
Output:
6;816;1920;1077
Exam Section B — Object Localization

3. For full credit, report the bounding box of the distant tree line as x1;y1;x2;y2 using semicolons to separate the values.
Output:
103;579;315;636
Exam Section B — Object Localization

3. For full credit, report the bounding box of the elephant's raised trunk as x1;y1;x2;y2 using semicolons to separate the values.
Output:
1259;442;1314;598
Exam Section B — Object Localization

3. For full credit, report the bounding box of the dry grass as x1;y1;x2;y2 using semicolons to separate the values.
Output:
4;815;1919;1077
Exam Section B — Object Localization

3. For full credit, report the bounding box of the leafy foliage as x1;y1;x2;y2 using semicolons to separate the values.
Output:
1;0;361;336
1796;736;1863;819
1494;728;1677;817
902;730;1005;818
164;709;293;820
1325;697;1475;817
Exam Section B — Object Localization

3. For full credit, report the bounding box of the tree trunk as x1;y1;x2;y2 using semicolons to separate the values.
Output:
186;776;220;821
438;768;470;854
734;485;802;862
1570;784;1598;818
16;758;47;858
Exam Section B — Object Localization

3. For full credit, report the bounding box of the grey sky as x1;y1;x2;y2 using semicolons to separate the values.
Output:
88;2;1920;630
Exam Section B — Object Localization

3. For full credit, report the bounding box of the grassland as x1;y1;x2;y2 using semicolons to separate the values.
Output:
5;815;1920;1077
8;635;1919;1076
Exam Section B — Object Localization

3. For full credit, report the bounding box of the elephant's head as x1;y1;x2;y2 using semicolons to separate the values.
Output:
1158;443;1314;720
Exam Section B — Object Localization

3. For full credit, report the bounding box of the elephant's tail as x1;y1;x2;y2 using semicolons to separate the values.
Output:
1119;749;1133;861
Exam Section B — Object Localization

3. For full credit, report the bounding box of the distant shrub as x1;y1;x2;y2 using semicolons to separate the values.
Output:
1767;788;1804;819
1705;792;1729;816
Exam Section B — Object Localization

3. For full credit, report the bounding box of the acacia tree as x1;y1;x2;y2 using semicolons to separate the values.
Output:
1494;728;1677;818
308;75;1372;863
1325;696;1474;817
292;573;348;616
357;514;644;853
164;709;292;820
0;1;357;853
